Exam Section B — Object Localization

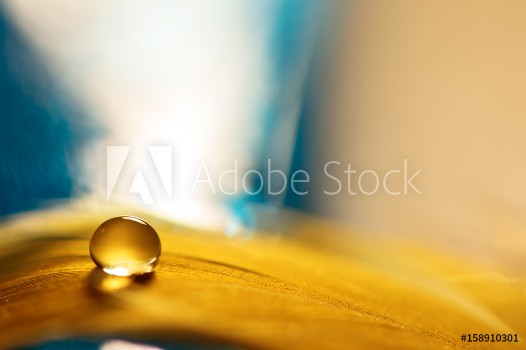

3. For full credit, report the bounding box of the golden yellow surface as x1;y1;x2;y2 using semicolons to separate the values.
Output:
0;205;524;349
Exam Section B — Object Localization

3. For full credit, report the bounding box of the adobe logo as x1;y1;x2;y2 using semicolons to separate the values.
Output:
106;146;172;204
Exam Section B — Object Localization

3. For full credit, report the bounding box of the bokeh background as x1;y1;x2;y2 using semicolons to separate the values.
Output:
2;0;526;269
0;0;329;228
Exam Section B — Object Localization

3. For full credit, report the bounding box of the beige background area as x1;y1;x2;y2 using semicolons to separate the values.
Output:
315;0;526;264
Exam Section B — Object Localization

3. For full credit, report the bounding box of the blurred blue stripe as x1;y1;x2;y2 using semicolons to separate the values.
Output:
0;9;94;217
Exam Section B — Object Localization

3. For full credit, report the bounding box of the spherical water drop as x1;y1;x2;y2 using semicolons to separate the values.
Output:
90;216;161;276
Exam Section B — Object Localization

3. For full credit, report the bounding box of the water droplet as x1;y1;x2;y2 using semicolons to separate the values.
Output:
90;216;161;276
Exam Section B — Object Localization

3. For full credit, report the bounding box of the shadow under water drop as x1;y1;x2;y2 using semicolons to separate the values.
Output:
87;267;155;293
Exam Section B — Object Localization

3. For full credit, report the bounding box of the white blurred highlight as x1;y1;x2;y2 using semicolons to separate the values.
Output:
100;340;164;350
2;0;275;229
